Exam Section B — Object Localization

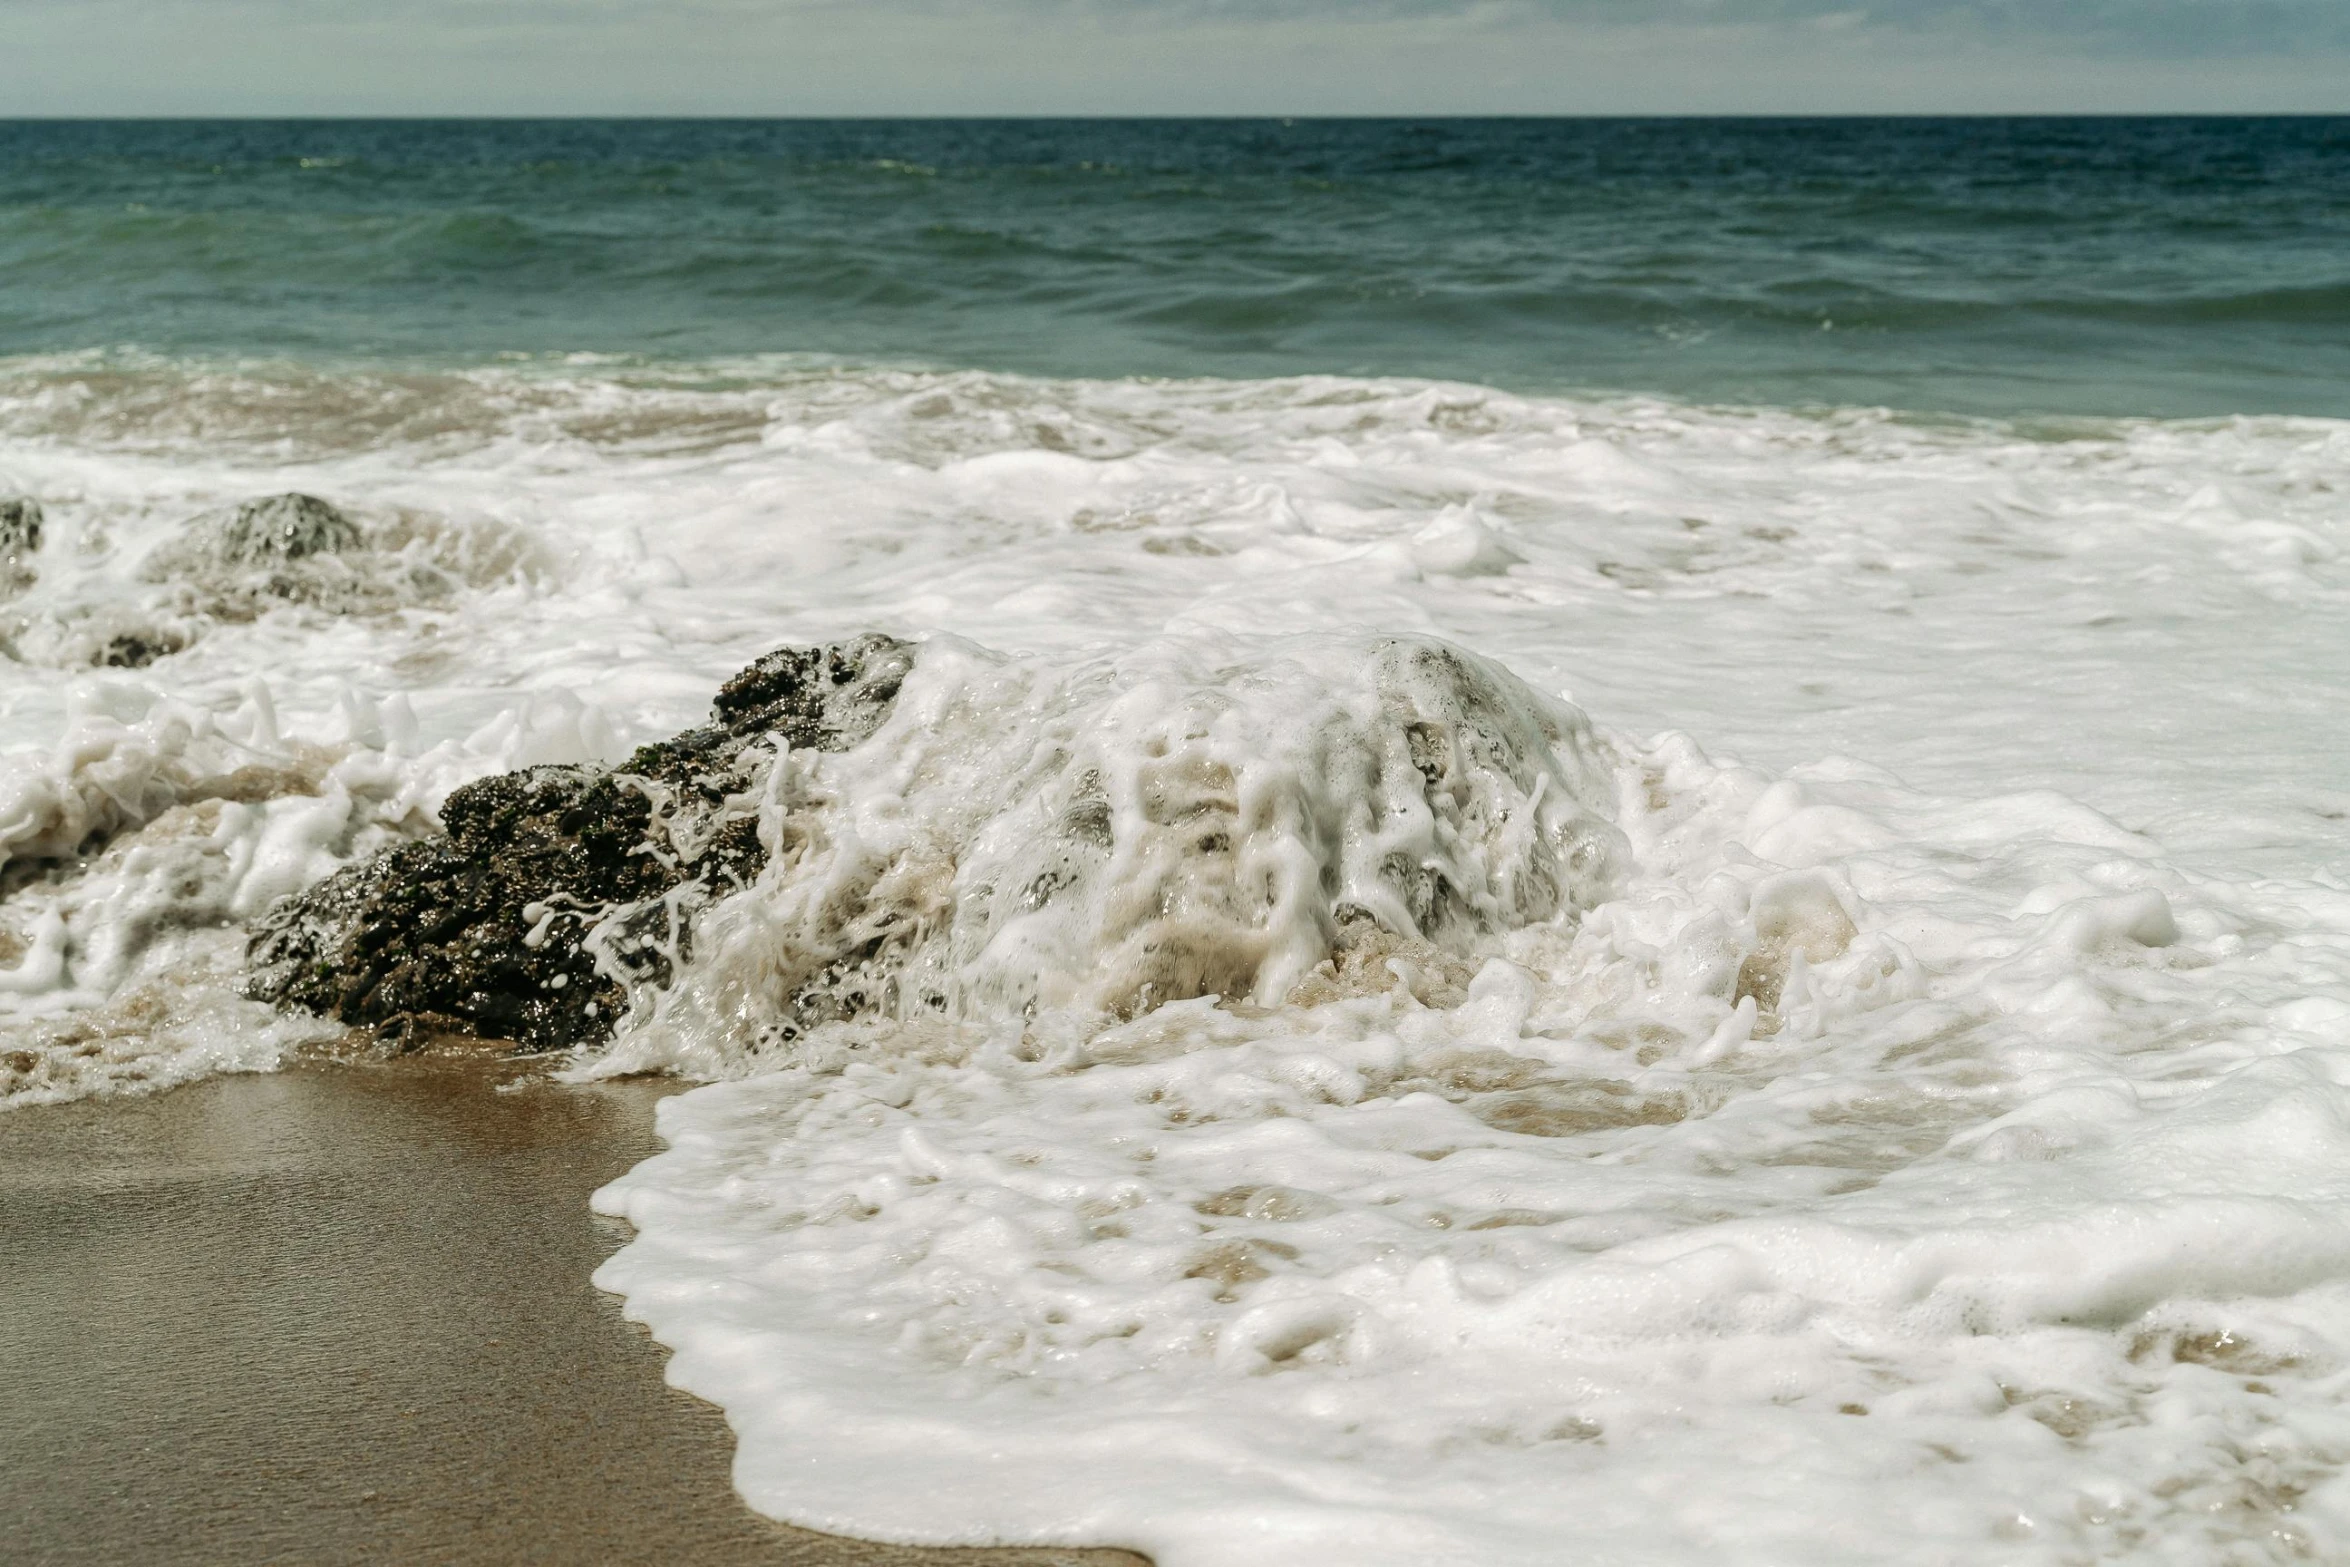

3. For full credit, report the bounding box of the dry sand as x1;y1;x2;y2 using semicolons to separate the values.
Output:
0;1053;1151;1567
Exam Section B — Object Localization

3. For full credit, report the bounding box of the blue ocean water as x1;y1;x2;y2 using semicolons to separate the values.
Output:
2;117;2346;418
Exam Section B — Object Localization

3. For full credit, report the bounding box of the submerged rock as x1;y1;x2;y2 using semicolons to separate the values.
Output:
247;634;914;1051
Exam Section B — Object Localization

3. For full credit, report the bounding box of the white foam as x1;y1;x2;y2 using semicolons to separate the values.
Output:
591;721;2350;1565
5;356;2349;1561
0;680;487;1104
580;632;1626;1081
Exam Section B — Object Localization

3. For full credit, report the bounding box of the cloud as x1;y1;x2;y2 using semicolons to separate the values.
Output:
30;0;2350;52
1081;0;2350;56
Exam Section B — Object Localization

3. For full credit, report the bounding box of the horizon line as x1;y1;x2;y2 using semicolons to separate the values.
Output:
6;110;2348;122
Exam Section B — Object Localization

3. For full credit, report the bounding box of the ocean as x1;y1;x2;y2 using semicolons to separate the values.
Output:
3;118;2349;416
4;117;2350;1565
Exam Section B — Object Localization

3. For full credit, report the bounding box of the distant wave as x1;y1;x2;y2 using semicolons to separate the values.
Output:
2;118;2346;417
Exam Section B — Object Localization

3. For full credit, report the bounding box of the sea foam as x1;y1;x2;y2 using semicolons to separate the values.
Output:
3;356;2348;1562
583;632;1627;1080
588;677;2350;1566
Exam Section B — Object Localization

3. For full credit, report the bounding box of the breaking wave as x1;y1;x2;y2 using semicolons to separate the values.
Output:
587;633;1627;1079
3;351;2348;1563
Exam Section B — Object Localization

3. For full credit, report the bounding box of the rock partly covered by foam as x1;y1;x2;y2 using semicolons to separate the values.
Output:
246;634;914;1050
0;496;41;599
188;492;363;567
58;492;484;669
586;634;1633;1082
0;496;41;558
141;492;365;587
3;492;542;672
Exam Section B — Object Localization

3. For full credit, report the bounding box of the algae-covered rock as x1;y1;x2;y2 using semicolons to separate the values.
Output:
247;634;914;1051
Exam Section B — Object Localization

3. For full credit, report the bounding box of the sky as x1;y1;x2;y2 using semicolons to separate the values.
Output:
4;0;2347;116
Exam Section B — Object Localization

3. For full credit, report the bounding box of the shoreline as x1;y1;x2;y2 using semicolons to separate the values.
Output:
0;1053;1149;1567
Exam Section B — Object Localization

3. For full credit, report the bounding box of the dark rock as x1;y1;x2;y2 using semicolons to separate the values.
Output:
0;496;40;559
247;634;914;1052
711;637;919;748
0;496;39;600
99;629;188;669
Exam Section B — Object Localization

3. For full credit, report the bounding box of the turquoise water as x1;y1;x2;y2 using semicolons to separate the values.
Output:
3;117;2347;417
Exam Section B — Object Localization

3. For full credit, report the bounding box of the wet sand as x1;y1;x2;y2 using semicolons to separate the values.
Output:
0;1055;1150;1567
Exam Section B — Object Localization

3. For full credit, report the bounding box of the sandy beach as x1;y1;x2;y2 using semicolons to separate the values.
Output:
0;1053;1150;1567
